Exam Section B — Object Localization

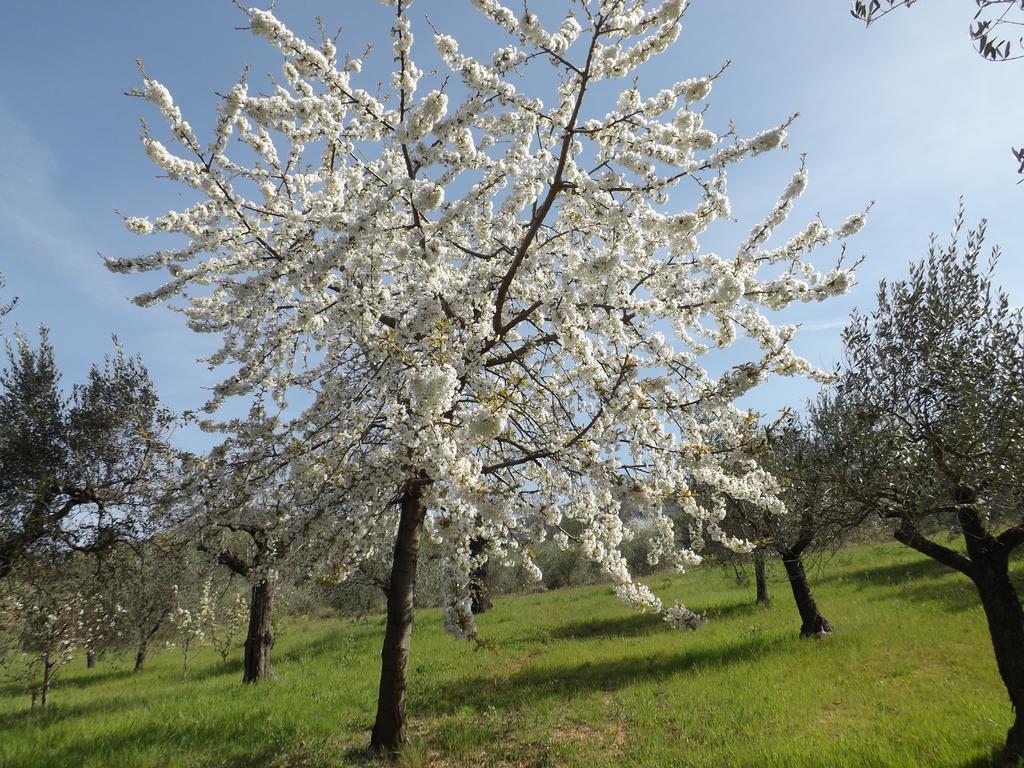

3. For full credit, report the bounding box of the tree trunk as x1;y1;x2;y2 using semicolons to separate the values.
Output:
753;551;770;605
133;639;147;673
242;580;274;683
781;550;832;638
40;653;51;710
470;536;492;615
86;650;96;669
369;479;427;757
966;543;1024;761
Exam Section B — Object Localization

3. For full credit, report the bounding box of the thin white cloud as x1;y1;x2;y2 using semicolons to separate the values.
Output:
797;318;848;333
0;103;126;308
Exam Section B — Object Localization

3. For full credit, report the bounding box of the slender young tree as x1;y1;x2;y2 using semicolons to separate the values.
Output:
112;0;865;753
106;535;190;673
0;552;118;710
822;210;1024;761
170;579;213;679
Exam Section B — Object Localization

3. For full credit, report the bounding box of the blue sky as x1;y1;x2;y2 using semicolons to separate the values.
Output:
1;1;1022;450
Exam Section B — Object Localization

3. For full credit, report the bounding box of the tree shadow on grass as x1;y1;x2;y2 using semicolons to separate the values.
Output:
0;693;135;733
547;612;667;641
955;744;1010;768
824;550;1024;589
5;700;312;768
530;599;765;645
416;634;789;717
698;600;766;621
187;657;244;683
275;624;381;666
819;549;1024;617
56;667;134;690
822;556;952;588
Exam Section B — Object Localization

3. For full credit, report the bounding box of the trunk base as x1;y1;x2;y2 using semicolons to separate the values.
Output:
782;551;832;640
242;581;274;683
799;614;833;639
1005;713;1024;764
470;590;492;615
469;537;492;615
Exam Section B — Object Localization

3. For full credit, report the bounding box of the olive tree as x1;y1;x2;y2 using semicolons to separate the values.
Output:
823;210;1024;761
721;413;873;637
0;332;174;579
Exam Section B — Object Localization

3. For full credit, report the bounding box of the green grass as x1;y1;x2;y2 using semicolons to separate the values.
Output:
2;542;1021;767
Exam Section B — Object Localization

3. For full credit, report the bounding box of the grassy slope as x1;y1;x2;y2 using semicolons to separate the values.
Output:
1;542;1021;768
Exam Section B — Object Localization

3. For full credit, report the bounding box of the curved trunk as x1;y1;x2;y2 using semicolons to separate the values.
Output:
470;536;492;615
133;639;147;673
781;550;832;638
369;479;427;757
965;540;1024;761
754;551;770;606
242;580;274;683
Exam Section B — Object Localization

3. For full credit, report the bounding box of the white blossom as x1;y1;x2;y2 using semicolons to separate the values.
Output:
115;1;866;640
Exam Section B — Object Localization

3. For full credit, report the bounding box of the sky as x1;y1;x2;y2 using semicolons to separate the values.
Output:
1;0;1022;452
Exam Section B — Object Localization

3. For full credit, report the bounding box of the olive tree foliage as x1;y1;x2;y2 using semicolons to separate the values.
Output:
852;0;1024;59
720;413;872;636
0;331;175;580
110;0;865;753
819;210;1024;760
103;535;191;673
851;0;1024;176
180;406;380;683
0;272;15;320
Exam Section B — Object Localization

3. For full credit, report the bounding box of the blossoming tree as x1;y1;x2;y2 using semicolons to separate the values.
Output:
170;580;213;679
111;0;864;753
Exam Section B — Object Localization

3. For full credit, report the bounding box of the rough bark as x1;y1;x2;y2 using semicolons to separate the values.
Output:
470;536;492;615
133;639;147;673
895;495;1024;761
781;550;832;637
959;516;1024;762
242;580;274;683
754;550;770;605
369;479;427;757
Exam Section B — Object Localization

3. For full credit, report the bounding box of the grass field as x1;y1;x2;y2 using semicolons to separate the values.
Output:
1;542;1021;767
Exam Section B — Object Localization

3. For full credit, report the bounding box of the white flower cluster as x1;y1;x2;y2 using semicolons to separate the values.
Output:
407;364;459;419
663;603;707;631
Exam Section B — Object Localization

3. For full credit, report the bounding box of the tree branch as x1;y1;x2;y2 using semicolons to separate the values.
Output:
894;523;972;575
